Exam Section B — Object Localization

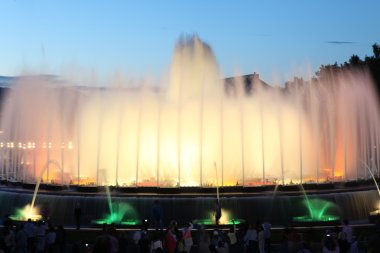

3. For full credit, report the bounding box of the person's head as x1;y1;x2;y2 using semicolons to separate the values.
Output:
92;235;111;253
170;220;177;229
152;232;160;241
324;234;336;251
343;219;349;226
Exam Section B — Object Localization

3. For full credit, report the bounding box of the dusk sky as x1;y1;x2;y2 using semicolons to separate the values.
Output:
1;0;379;85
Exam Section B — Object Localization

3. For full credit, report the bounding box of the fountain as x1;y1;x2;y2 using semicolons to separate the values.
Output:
92;202;140;226
91;170;140;226
9;204;42;222
362;161;380;222
0;35;379;188
0;35;379;226
9;160;62;222
292;198;340;224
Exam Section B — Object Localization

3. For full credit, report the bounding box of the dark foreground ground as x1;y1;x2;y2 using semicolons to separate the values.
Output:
2;222;377;253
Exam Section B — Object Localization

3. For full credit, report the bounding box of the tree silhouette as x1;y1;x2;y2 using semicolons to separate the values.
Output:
372;43;380;59
313;43;380;97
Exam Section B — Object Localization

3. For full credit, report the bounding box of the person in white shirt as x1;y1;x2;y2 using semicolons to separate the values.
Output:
227;221;237;253
181;222;193;253
244;223;258;252
150;232;163;252
258;226;266;253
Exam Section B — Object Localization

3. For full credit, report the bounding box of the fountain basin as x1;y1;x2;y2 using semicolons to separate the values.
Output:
193;218;245;226
0;185;378;227
91;218;141;226
369;210;380;223
292;215;340;226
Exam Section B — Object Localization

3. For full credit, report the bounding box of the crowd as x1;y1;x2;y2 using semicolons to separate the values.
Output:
1;216;373;253
0;216;66;253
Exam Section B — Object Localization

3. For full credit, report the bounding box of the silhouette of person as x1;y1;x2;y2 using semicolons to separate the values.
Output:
214;200;222;225
74;202;82;230
152;200;163;230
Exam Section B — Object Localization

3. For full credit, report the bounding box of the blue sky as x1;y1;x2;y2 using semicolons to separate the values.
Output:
1;0;379;85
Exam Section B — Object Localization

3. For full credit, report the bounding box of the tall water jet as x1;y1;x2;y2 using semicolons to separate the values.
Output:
91;169;141;225
9;160;62;222
0;36;379;187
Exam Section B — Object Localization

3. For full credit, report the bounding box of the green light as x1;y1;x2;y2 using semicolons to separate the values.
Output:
292;215;339;222
193;219;245;225
92;218;141;225
9;205;42;222
293;199;340;222
121;220;140;225
91;202;139;225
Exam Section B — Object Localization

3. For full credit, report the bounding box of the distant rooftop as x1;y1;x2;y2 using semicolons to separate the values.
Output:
0;73;272;96
0;75;61;88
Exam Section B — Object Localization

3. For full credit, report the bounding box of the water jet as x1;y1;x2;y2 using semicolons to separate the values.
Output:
0;35;379;227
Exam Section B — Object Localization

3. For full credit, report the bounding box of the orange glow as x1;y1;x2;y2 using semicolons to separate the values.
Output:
0;37;379;187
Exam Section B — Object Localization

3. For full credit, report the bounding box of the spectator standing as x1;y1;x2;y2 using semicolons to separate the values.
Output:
214;200;222;225
152;200;163;231
74;203;82;230
15;224;28;253
322;231;339;253
198;231;211;253
164;226;177;253
35;221;46;253
150;232;163;252
262;221;271;253
23;219;36;252
227;222;238;253
176;233;186;253
342;219;353;245
244;223;258;253
45;226;56;253
181;222;193;253
55;225;66;253
258;226;265;253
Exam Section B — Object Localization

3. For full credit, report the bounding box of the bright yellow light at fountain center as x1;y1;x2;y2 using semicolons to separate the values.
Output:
10;204;42;222
208;208;230;225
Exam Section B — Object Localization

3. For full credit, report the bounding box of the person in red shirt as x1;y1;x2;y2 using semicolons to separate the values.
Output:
164;224;177;253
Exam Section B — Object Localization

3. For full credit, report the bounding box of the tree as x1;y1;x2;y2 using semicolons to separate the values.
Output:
348;54;362;66
373;43;380;59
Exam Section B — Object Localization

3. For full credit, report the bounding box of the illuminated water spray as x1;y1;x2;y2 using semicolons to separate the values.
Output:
10;160;62;221
90;169;140;225
363;161;380;215
293;198;340;222
0;36;379;187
